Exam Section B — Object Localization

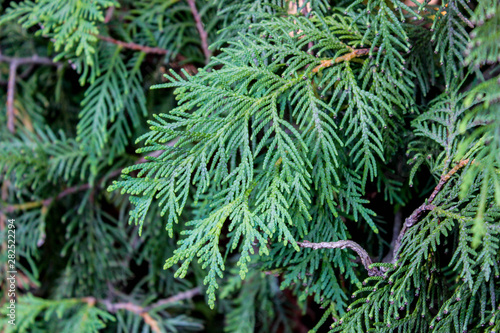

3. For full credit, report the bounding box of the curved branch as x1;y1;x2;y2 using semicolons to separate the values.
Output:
391;159;472;263
312;48;378;73
298;240;382;276
93;34;197;75
82;287;201;333
143;287;201;312
186;0;212;64
0;54;61;133
94;34;169;55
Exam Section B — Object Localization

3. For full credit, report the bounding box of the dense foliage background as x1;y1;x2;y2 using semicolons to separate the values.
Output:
0;0;499;332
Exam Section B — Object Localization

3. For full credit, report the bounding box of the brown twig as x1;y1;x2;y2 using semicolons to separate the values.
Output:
312;48;377;73
301;3;314;56
93;34;170;55
89;298;161;333
186;0;212;64
94;34;197;75
6;61;17;133
143;287;201;312
428;158;471;204
0;54;59;133
0;54;59;66
83;287;200;333
300;160;473;275
17;64;35;80
297;240;382;276
391;159;472;263
382;210;403;263
104;6;115;24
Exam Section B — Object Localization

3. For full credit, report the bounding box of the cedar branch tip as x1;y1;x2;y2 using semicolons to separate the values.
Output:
312;48;376;73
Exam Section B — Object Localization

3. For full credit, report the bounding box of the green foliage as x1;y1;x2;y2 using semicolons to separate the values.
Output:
0;294;115;333
221;268;293;333
76;47;147;165
430;1;473;86
0;0;117;80
1;0;499;332
332;161;500;332
0;0;219;332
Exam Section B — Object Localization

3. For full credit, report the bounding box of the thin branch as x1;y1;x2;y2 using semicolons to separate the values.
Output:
428;158;471;203
312;48;377;73
43;183;92;206
1;54;60;133
82;287;200;333
2;146;170;213
143;287;201;312
18;64;35;79
4;181;92;214
391;211;403;245
301;160;473;275
298;240;382;276
0;54;60;66
186;0;212;64
449;1;474;28
6;61;17;133
88;298;161;333
93;34;170;55
104;6;115;24
94;34;197;74
391;159;472;263
4;174;104;213
382;210;403;263
391;204;436;264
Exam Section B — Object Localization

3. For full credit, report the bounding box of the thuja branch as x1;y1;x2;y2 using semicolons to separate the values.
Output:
186;0;212;64
2;150;165;213
94;34;171;56
83;287;201;333
302;159;473;272
0;54;59;66
392;159;472;262
312;48;377;73
94;34;198;74
0;54;60;133
428;158;472;203
382;210;403;263
104;6;114;24
6;62;16;133
297;240;382;276
143;287;201;312
3;172;113;214
100;299;161;333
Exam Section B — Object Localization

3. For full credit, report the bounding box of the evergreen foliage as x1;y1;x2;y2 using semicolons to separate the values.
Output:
0;0;499;332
